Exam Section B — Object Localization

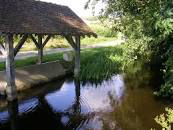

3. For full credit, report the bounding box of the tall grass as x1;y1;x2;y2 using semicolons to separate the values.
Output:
80;46;124;83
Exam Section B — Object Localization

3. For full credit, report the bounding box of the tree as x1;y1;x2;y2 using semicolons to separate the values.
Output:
86;0;173;98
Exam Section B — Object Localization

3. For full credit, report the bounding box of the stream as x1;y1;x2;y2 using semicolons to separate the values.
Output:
0;71;172;130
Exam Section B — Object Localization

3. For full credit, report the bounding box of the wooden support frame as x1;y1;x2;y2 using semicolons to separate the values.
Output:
5;34;17;101
30;34;51;64
64;35;77;50
14;34;28;57
43;35;51;47
64;35;81;77
38;35;43;64
30;35;40;48
0;42;6;56
74;36;80;77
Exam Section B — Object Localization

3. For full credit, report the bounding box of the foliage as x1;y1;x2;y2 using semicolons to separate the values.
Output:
152;108;173;130
86;0;173;98
155;40;173;98
80;46;124;83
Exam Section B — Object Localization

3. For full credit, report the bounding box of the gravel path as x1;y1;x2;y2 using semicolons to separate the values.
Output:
0;39;123;62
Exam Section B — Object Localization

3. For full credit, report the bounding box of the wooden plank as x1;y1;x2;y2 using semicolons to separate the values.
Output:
64;35;77;50
74;36;80;78
14;34;28;57
38;35;43;64
43;35;51;47
5;34;17;101
30;35;40;48
0;43;6;55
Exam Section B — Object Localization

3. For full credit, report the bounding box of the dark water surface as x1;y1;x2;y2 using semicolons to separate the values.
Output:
0;73;172;130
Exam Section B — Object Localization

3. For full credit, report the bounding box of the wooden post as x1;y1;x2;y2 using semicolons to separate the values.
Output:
74;36;80;78
0;43;6;56
38;35;43;64
14;34;28;57
5;34;17;101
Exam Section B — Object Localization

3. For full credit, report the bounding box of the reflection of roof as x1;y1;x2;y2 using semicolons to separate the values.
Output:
0;0;97;37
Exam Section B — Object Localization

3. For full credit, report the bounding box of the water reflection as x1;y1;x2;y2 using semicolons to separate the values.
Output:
0;74;172;130
8;100;18;130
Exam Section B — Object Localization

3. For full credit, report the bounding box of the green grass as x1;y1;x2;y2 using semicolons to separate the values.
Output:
81;36;115;45
0;53;63;71
0;46;124;83
80;46;124;83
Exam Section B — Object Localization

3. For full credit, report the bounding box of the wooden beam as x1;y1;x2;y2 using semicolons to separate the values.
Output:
43;35;51;47
74;36;80;78
64;35;77;50
30;35;39;48
38;35;43;64
14;34;28;57
5;34;17;101
0;42;6;56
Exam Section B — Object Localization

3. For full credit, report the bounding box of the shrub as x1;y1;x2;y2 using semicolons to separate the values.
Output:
152;108;173;130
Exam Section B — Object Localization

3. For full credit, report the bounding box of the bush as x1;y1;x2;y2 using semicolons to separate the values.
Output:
152;108;173;130
155;42;173;98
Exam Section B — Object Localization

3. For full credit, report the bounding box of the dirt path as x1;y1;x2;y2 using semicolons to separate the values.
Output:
0;39;123;62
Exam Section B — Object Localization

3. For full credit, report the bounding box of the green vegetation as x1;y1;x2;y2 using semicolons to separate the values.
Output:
89;23;117;38
80;46;124;83
0;53;63;71
86;0;173;99
152;108;173;130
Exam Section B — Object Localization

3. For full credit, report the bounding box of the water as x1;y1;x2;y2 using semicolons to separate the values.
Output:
0;74;172;130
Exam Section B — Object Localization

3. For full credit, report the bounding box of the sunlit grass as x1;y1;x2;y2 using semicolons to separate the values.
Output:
0;53;63;71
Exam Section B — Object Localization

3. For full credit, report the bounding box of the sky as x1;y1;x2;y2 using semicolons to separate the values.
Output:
40;0;104;17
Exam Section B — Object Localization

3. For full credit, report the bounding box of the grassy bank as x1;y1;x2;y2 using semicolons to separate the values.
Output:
0;46;124;83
